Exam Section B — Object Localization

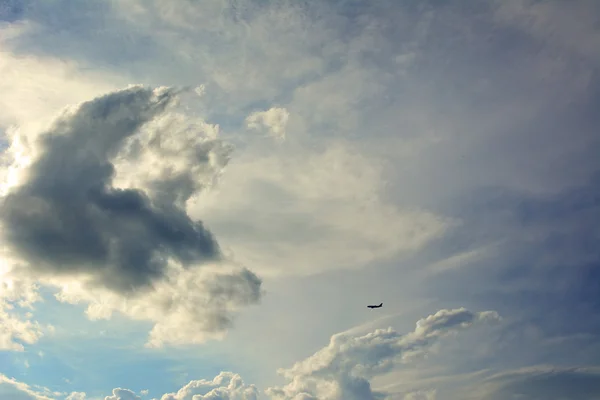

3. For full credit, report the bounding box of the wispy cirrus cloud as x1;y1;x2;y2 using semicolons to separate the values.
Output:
0;373;57;400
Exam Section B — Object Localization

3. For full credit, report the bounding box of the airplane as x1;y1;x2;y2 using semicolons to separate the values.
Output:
367;303;383;309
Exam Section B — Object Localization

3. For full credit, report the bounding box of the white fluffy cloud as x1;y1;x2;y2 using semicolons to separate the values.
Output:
160;372;258;400
0;272;51;351
2;373;258;400
54;262;262;347
245;108;290;141
0;85;262;347
105;388;141;400
111;108;231;210
0;304;44;351
29;308;495;400
265;308;500;400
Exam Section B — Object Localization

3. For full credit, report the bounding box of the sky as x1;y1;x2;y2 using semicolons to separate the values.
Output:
0;0;599;399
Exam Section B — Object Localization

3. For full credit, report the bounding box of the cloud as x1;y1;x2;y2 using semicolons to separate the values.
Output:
110;107;232;211
0;85;262;346
0;306;43;351
0;374;56;400
1;1;599;400
420;244;497;277
160;372;258;400
107;0;333;111
0;273;50;351
266;308;500;400
471;365;600;400
0;0;24;22
245;108;289;141
193;142;452;276
65;393;86;400
45;308;497;400
105;388;141;400
403;390;436;400
53;263;262;347
0;85;220;292
60;373;259;400
492;0;600;65
0;21;125;131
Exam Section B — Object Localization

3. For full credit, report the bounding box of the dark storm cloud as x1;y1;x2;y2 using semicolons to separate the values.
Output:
0;85;223;293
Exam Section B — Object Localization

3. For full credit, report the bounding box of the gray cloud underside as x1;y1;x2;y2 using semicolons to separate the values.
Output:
0;86;227;293
0;84;265;345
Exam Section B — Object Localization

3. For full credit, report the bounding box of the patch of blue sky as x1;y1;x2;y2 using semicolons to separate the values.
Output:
14;286;233;397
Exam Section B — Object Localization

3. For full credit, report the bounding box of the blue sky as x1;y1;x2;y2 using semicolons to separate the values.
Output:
0;0;599;399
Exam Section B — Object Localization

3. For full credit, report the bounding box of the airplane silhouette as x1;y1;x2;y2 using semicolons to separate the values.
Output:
367;303;383;309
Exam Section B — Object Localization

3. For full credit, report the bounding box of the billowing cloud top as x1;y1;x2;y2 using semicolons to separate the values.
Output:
104;388;141;400
267;308;500;400
1;307;498;400
161;372;259;400
0;85;262;346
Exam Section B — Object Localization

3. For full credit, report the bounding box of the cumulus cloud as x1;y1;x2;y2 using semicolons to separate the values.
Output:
0;305;44;351
266;308;500;400
65;373;259;400
2;306;501;400
0;85;262;346
45;308;495;400
105;388;141;400
245;108;290;141
160;372;258;400
0;85;220;292
54;262;262;347
0;273;50;351
111;107;232;210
